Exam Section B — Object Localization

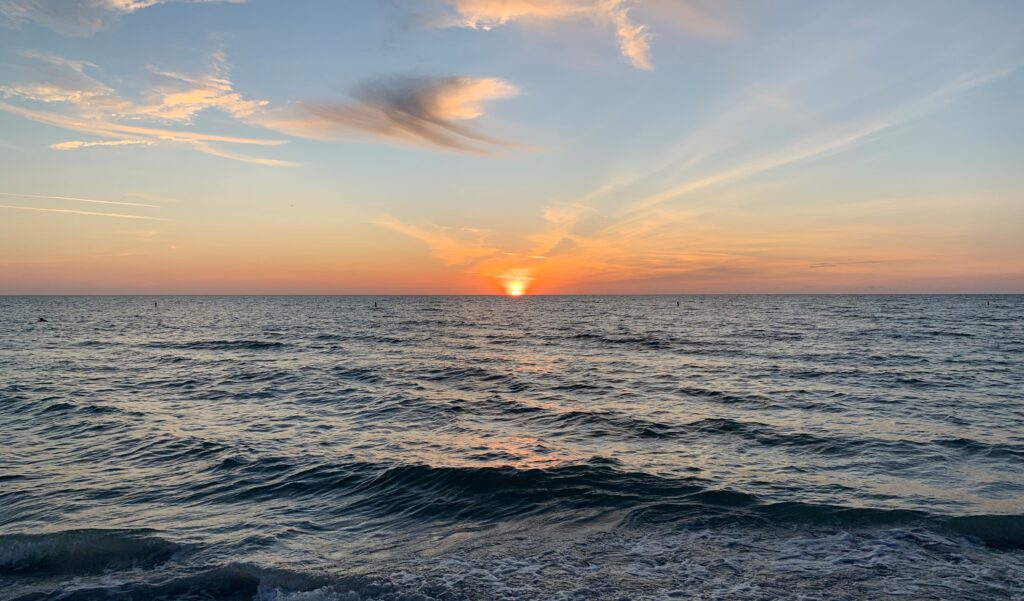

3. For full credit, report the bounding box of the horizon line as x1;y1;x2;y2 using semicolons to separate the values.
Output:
1;292;1021;297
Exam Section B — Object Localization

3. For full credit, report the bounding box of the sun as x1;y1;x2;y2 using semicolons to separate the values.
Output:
504;279;527;297
498;269;534;296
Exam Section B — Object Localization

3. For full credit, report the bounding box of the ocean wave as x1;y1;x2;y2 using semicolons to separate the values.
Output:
10;524;1024;601
181;457;1024;548
676;385;773;406
145;340;288;351
566;332;674;350
331;366;383;383
0;529;183;577
934;437;1024;459
6;397;138;418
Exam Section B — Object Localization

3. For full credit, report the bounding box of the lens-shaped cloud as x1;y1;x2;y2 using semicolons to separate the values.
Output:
267;75;519;154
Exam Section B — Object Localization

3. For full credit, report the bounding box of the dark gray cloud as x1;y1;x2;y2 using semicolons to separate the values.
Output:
266;75;518;154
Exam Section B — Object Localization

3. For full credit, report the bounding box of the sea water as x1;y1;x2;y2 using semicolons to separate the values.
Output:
1;295;1022;600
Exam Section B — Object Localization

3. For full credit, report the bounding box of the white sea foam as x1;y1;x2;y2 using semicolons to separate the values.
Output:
251;524;1024;601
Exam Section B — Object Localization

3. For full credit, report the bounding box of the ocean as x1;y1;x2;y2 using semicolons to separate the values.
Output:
1;295;1022;600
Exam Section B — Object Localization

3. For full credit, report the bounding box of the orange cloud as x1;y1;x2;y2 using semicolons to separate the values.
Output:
374;216;500;265
50;139;153;149
265;75;519;154
441;0;653;70
0;51;295;166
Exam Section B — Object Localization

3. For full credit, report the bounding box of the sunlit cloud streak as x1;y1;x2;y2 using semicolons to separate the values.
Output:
0;51;295;165
809;260;887;269
50;139;153;149
0;52;126;109
137;50;268;122
266;75;519;154
0;0;245;36
624;62;1022;214
0;99;293;164
0;191;159;208
374;216;499;264
0;50;262;123
439;0;653;70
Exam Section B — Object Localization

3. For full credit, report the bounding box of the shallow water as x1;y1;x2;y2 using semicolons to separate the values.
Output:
1;295;1023;600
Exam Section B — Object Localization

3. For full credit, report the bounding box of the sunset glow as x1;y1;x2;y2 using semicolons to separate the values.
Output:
3;4;1024;598
505;279;527;297
0;2;1021;294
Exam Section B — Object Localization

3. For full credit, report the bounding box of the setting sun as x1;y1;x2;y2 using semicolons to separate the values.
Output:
498;268;534;296
504;279;527;296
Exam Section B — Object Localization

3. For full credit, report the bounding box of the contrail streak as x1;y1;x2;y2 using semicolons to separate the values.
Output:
0;204;167;221
0;192;159;208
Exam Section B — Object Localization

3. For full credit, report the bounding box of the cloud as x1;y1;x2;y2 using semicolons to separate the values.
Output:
2;50;266;123
266;75;519;154
0;99;295;165
0;52;130;112
809;260;887;269
0;203;166;220
378;60;1022;293
3;50;521;159
0;191;158;207
50;139;153;149
0;190;165;221
624;62;1023;214
636;0;733;39
137;50;268;122
509;202;591;271
439;0;652;70
0;51;295;166
0;0;244;36
374;216;499;265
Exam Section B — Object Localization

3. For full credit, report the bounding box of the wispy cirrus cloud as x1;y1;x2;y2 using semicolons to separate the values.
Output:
0;190;165;221
0;204;166;220
513;62;1024;292
50;139;153;149
378;54;1023;293
437;0;653;70
623;62;1023;215
0;52;129;111
0;98;295;165
0;191;159;207
0;0;244;36
0;50;296;166
265;75;519;154
374;216;500;265
136;50;268;122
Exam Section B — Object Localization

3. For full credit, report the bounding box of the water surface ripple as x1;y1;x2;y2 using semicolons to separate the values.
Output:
1;295;1023;600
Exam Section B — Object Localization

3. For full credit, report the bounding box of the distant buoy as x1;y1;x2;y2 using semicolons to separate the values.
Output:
37;317;47;322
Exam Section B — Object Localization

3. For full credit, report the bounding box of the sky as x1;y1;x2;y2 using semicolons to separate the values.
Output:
0;0;1022;295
